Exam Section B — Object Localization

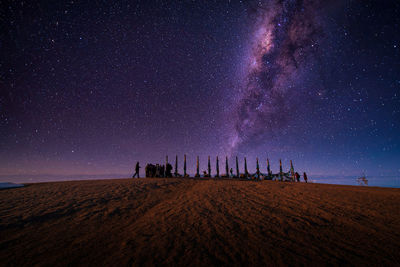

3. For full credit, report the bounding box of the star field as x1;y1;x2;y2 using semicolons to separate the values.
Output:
1;0;399;183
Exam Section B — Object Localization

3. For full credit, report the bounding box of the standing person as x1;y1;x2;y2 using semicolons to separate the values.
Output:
133;162;141;178
303;172;308;183
161;165;165;177
230;168;233;177
295;172;300;182
167;163;173;177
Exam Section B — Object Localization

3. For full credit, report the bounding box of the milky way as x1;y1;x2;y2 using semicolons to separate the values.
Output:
231;0;325;152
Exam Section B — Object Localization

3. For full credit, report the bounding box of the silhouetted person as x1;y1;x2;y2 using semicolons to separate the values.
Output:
161;165;165;177
295;172;300;182
166;163;173;177
146;163;153;177
230;168;233;177
303;172;308;183
133;162;141;178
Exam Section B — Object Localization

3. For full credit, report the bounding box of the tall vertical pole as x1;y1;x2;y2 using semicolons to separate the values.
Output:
165;155;168;178
256;157;260;179
225;156;229;177
208;156;211;177
279;159;283;181
236;156;239;178
175;155;178;177
290;160;294;182
184;154;187;177
216;156;220;178
196;156;200;177
244;157;248;178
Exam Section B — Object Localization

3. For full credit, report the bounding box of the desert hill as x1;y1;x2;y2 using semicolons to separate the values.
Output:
1;178;399;266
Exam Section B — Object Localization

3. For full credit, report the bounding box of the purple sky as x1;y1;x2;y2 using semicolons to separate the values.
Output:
1;0;400;183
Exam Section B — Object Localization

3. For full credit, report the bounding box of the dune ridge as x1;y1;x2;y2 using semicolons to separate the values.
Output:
1;178;400;266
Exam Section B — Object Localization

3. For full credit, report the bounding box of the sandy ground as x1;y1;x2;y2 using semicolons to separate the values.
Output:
1;178;399;266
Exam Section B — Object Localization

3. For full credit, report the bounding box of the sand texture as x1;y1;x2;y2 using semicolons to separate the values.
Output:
1;178;400;266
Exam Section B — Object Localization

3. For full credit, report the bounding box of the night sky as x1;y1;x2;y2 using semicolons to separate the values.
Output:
1;0;400;182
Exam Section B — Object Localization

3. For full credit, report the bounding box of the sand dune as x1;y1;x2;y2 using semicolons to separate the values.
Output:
1;178;399;266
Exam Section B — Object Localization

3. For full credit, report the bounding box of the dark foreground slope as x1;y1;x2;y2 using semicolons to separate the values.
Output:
1;178;399;266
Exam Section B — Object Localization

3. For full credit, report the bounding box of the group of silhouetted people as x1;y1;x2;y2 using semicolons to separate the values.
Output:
146;164;164;178
135;162;173;178
132;162;171;178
